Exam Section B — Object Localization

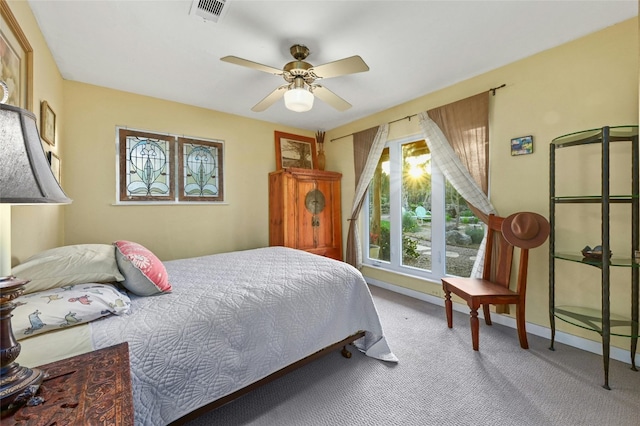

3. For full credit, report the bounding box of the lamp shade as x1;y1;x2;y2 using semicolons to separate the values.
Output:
284;88;314;112
0;103;71;204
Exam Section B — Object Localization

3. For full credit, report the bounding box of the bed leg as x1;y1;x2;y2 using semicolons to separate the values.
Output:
341;346;352;358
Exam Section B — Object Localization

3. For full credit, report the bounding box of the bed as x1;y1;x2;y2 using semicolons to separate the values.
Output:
12;244;397;425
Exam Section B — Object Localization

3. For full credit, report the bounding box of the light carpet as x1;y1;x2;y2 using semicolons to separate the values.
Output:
185;285;639;425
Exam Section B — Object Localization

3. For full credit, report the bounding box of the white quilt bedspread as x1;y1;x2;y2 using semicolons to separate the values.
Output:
91;246;396;425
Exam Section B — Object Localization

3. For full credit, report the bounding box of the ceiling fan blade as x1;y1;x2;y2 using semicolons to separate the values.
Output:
310;56;369;79
251;84;288;112
311;85;352;111
220;56;283;75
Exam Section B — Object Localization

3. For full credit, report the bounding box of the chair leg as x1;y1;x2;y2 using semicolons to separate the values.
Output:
469;308;480;351
483;304;492;325
516;303;529;349
444;289;453;328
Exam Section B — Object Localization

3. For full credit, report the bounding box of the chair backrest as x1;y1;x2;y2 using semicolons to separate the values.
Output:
483;214;515;288
484;214;534;296
415;206;428;218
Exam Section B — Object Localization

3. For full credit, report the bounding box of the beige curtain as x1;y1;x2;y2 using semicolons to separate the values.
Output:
427;92;490;223
346;125;389;268
423;92;506;311
428;92;489;194
419;92;495;282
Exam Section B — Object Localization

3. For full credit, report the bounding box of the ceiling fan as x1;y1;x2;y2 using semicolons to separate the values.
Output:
220;44;369;113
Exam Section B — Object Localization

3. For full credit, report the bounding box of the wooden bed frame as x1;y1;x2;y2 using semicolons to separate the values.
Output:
170;331;366;425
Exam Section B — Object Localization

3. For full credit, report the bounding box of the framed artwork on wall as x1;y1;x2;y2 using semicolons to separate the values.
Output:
41;100;56;146
274;131;317;170
0;0;33;111
178;137;224;202
116;127;226;203
510;135;533;156
47;151;61;183
118;128;176;202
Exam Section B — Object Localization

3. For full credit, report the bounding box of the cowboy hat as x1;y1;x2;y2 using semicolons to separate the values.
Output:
501;212;550;249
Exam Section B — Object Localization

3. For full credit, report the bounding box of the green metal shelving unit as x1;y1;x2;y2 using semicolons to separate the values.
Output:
549;125;639;389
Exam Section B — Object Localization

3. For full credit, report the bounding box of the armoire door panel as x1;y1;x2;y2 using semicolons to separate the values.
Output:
269;168;343;261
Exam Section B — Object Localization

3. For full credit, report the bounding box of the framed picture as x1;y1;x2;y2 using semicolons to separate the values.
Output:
178;136;225;202
274;131;317;170
47;151;61;183
41;101;56;146
118;128;175;202
0;0;33;110
510;135;533;156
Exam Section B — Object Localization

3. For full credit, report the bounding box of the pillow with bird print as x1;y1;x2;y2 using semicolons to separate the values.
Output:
11;283;131;340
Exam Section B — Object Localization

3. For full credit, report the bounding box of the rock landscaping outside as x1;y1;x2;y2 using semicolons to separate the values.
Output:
391;221;483;277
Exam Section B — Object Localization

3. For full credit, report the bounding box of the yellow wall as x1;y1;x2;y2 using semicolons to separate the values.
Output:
325;17;638;350
60;81;313;261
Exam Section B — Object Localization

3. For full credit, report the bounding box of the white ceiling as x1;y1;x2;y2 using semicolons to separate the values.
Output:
28;0;638;132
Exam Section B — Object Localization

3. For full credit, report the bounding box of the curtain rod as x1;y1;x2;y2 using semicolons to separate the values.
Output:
489;83;506;96
330;84;506;142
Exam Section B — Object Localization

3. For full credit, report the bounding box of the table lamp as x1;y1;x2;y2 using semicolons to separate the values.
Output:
0;80;72;416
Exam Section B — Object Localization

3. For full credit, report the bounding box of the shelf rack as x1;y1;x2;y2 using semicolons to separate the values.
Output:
549;125;639;389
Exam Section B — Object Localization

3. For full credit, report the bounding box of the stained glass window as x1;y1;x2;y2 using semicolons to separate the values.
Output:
178;137;224;202
117;129;225;203
119;129;174;201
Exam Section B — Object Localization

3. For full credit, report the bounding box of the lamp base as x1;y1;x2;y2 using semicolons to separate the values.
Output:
0;364;44;417
0;276;45;418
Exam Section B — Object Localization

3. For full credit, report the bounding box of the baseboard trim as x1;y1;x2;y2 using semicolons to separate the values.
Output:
366;278;639;366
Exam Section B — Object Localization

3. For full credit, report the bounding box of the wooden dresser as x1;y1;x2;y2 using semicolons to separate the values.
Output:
269;168;343;261
6;342;134;425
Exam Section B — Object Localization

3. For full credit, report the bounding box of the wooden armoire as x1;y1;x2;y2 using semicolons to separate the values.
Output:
269;168;342;261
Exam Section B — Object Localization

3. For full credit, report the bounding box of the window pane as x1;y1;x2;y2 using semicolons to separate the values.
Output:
178;137;225;202
364;135;485;280
368;148;389;261
120;130;174;202
401;141;432;271
444;180;483;277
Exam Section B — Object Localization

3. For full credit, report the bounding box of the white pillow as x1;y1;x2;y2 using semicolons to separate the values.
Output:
12;244;125;294
12;283;131;340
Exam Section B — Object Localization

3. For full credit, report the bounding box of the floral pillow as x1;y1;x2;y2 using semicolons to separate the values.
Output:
12;283;131;341
113;241;172;296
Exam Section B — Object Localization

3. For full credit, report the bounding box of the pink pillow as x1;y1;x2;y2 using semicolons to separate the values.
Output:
113;241;171;296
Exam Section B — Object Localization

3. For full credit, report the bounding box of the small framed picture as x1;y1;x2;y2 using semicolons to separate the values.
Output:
41;100;56;146
274;131;317;170
511;135;533;156
47;151;61;183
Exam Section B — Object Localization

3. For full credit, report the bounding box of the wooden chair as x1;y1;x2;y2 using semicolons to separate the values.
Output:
442;212;549;351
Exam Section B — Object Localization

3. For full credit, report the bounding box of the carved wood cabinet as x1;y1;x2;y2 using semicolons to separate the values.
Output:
8;342;133;425
269;168;343;261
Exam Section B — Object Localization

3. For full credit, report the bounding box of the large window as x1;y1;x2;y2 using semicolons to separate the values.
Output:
366;136;482;281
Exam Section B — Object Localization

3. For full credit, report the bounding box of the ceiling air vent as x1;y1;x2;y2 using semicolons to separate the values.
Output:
190;0;229;23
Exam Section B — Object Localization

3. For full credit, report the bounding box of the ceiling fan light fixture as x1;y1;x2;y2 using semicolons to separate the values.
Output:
222;44;369;112
284;87;314;112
